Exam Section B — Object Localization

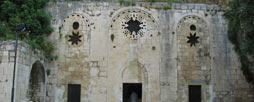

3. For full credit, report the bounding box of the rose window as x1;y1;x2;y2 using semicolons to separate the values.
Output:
121;13;147;40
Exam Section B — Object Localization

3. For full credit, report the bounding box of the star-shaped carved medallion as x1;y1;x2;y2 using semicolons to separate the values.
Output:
126;18;142;35
68;32;82;45
187;33;199;47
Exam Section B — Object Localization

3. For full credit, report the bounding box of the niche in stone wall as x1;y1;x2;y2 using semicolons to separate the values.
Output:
120;61;149;102
176;15;210;101
27;61;45;102
110;8;157;40
177;15;208;48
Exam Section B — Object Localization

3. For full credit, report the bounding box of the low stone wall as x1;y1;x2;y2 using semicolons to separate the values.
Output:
0;40;47;102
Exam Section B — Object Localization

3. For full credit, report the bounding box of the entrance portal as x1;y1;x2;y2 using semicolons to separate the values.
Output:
27;61;45;102
68;84;81;102
189;85;201;102
123;83;142;102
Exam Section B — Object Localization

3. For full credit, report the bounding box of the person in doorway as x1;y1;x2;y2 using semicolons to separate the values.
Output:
130;91;138;102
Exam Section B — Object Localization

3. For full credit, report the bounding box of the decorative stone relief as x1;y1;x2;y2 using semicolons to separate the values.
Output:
177;15;208;48
61;13;91;47
110;9;157;40
177;15;211;102
187;32;199;47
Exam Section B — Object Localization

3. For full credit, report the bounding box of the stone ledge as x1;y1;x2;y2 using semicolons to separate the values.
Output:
172;3;226;11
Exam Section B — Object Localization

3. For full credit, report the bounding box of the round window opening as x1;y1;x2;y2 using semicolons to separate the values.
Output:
126;19;142;34
73;22;79;30
190;25;196;31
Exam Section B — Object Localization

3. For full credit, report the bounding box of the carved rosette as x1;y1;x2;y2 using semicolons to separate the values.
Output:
110;9;157;40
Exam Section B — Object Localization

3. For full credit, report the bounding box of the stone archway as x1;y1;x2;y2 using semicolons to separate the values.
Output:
121;60;149;102
176;15;211;102
27;61;46;102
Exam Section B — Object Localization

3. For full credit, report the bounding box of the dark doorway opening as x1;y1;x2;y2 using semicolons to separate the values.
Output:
189;85;201;102
68;84;81;102
123;83;142;102
28;61;45;102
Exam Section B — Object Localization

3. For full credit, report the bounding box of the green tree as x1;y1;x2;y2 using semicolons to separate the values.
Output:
0;22;6;37
0;0;55;61
224;0;254;84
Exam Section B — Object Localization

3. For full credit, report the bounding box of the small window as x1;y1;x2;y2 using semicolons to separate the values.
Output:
126;18;142;34
189;85;201;102
190;25;196;31
73;22;79;30
68;84;81;102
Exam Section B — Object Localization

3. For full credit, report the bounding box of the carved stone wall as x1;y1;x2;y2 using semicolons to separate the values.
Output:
44;2;253;102
177;15;211;102
0;41;47;102
55;12;91;102
108;7;160;102
0;2;253;102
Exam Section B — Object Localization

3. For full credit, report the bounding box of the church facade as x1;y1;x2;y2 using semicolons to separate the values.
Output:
0;2;253;102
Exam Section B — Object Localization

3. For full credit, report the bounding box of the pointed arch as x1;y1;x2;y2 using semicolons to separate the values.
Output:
118;60;150;102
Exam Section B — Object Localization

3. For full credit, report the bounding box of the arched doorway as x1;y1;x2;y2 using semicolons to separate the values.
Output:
27;61;46;102
121;61;149;102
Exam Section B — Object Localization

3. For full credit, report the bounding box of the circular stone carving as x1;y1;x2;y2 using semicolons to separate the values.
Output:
121;13;147;39
111;9;157;40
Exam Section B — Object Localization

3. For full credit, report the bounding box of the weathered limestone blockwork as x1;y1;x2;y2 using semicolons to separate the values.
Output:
0;2;253;102
209;14;253;102
44;2;253;102
0;41;47;102
176;15;211;102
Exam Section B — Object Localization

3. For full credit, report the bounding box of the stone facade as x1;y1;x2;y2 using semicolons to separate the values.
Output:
0;2;253;102
0;41;47;102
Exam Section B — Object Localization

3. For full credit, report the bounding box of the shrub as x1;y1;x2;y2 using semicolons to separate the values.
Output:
224;0;254;84
0;0;55;61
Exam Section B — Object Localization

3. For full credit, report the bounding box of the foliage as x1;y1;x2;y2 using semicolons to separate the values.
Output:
167;0;182;4
157;32;161;36
162;5;171;10
149;0;156;2
152;46;156;50
59;26;62;39
119;0;125;4
111;34;115;42
224;0;254;84
64;0;82;1
153;0;182;10
0;0;55;61
0;22;6;37
119;0;136;6
64;34;69;38
46;69;51;76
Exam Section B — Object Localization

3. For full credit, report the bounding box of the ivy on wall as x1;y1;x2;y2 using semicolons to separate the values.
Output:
0;0;56;61
224;0;254;84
